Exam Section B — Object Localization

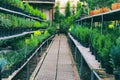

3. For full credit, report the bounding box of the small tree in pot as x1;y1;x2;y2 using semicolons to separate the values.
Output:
110;37;120;80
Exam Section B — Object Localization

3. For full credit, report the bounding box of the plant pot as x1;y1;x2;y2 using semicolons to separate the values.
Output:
94;9;100;15
117;3;120;9
103;8;110;13
111;3;118;10
89;10;94;16
114;70;120;80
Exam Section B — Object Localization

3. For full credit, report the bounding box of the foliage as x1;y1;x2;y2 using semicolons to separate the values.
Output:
65;0;71;17
0;0;46;19
47;26;56;35
110;37;120;74
0;13;47;29
83;0;118;10
0;31;50;70
34;21;41;28
70;25;114;73
60;16;74;34
54;1;60;23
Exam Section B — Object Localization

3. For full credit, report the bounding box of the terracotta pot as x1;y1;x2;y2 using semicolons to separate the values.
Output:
117;3;120;9
103;8;110;12
99;8;105;13
94;9;100;15
89;10;94;16
99;8;103;13
111;3;118;10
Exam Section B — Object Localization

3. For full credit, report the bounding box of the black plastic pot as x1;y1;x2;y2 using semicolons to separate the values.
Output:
114;72;120;80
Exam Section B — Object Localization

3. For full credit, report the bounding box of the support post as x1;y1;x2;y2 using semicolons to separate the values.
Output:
26;63;29;80
78;21;79;25
41;46;42;54
91;71;94;80
91;18;93;30
81;21;82;26
36;52;38;64
101;15;103;34
80;56;83;76
75;47;77;61
0;68;1;80
47;40;48;47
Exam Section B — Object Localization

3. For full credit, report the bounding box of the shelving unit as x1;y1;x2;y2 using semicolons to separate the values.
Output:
0;31;33;41
75;9;120;34
0;7;45;22
76;9;120;23
2;35;54;80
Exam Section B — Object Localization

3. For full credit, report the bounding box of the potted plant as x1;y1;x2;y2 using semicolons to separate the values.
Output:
110;37;120;80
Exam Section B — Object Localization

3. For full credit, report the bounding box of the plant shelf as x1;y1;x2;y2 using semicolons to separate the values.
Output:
0;7;45;22
1;35;54;80
76;8;120;22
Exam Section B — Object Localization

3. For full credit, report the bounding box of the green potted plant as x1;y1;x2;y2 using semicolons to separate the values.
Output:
110;37;120;80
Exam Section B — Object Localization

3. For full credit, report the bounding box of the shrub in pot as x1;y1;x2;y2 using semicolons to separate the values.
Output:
110;37;120;79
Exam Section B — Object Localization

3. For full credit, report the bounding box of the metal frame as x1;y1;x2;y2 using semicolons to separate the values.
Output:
0;7;45;22
68;33;101;80
1;35;54;80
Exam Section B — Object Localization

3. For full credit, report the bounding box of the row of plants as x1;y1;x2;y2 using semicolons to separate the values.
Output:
0;13;49;29
0;30;51;77
70;25;120;79
0;0;46;19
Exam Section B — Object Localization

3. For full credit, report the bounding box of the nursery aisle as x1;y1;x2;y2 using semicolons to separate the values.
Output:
35;34;80;80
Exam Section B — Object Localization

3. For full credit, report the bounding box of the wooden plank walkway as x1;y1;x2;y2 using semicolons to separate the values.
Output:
35;35;80;80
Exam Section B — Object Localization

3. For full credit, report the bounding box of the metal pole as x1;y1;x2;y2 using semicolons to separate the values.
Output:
80;56;83;76
75;47;77;61
101;15;103;34
41;46;42;54
0;68;1;80
91;18;93;30
36;52;38;64
81;21;82;26
78;21;79;25
26;63;29;80
47;40;48;47
91;71;94;80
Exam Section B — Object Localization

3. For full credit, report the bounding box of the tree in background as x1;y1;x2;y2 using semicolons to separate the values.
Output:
54;1;60;23
65;0;71;17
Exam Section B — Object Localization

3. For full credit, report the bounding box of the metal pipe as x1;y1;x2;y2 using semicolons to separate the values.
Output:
80;56;83;76
101;15;103;34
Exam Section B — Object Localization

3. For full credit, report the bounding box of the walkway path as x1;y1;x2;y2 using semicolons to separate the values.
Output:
35;35;80;80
